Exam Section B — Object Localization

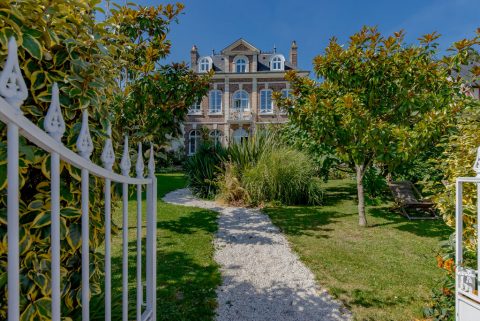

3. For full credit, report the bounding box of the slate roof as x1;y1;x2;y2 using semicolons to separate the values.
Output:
202;46;295;73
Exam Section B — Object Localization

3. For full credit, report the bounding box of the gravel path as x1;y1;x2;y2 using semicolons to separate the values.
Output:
163;188;351;321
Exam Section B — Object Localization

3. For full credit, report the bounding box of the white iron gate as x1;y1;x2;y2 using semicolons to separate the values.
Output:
455;148;480;321
0;37;157;320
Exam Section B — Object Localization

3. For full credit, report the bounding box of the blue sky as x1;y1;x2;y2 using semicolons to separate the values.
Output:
130;0;478;71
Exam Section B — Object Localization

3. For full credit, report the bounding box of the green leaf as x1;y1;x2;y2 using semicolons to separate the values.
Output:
53;50;68;66
31;211;51;228
67;223;81;250
20;303;36;321
30;70;47;91
60;207;81;219
34;297;52;319
28;200;43;210
22;33;43;60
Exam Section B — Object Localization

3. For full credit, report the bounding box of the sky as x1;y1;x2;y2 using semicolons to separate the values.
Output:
129;0;479;71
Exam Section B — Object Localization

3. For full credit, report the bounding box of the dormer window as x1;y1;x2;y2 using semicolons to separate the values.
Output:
234;55;249;73
270;55;285;71
198;57;212;73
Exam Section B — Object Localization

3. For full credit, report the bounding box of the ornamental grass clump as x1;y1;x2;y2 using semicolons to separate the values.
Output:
242;147;322;206
184;142;226;199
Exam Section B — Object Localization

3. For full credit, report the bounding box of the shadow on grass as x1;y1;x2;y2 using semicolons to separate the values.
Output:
156;209;218;234
348;288;414;309
264;207;351;238
322;181;357;207
266;179;451;241
91;239;220;321
368;207;452;240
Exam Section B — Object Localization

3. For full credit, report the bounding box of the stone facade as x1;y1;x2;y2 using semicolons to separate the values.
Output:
184;38;309;155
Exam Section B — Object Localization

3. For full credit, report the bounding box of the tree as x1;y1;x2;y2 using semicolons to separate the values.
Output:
106;3;211;150
278;26;476;226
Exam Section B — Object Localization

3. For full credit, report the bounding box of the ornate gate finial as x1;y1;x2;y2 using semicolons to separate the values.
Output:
136;143;144;178
120;136;131;176
101;123;115;171
76;110;94;159
44;83;66;142
148;143;155;178
0;37;28;110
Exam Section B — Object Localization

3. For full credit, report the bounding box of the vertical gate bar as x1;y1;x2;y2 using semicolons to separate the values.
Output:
135;143;144;321
151;174;157;320
122;182;129;321
77;110;93;321
136;183;142;320
7;123;20;321
2;37;28;321
81;168;90;321
147;144;156;316
51;152;61;321
477;182;480;293
120;136;131;321
146;182;152;311
455;180;463;320
101;124;115;321
105;178;112;321
45;82;65;321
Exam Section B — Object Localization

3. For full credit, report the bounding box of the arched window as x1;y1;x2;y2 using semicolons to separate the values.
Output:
234;55;249;73
209;129;223;146
188;130;201;155
260;89;273;113
270;55;285;71
232;90;249;111
198;57;212;73
232;128;249;144
209;90;222;113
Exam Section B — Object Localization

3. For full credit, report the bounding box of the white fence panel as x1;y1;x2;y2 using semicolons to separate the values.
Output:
455;148;480;321
0;37;157;321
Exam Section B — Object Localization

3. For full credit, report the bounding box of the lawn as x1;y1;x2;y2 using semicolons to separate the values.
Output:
91;173;221;321
264;179;452;321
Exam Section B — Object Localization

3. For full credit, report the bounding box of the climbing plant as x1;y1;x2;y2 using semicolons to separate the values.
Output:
0;1;203;319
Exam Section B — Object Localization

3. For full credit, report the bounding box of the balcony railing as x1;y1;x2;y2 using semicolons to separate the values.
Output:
228;109;253;122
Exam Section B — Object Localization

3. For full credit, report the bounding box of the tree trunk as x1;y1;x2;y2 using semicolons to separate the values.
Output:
355;164;368;227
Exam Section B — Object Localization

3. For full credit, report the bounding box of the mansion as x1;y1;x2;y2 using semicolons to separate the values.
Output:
184;38;309;155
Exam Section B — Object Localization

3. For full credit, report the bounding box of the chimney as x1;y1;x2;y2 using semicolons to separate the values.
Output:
190;45;199;70
289;40;298;69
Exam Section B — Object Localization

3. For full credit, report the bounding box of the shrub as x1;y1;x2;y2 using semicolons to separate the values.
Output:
223;129;281;171
242;147;323;205
215;162;250;206
184;142;225;198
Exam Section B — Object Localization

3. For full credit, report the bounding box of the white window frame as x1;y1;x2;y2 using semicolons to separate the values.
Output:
209;129;223;146
188;99;202;115
234;55;249;73
188;130;201;155
209;90;223;114
232;128;249;144
280;89;292;113
260;89;273;114
232;90;250;111
270;54;285;71
198;56;212;73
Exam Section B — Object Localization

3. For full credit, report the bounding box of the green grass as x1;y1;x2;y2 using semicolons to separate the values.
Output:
91;173;221;321
263;179;452;321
